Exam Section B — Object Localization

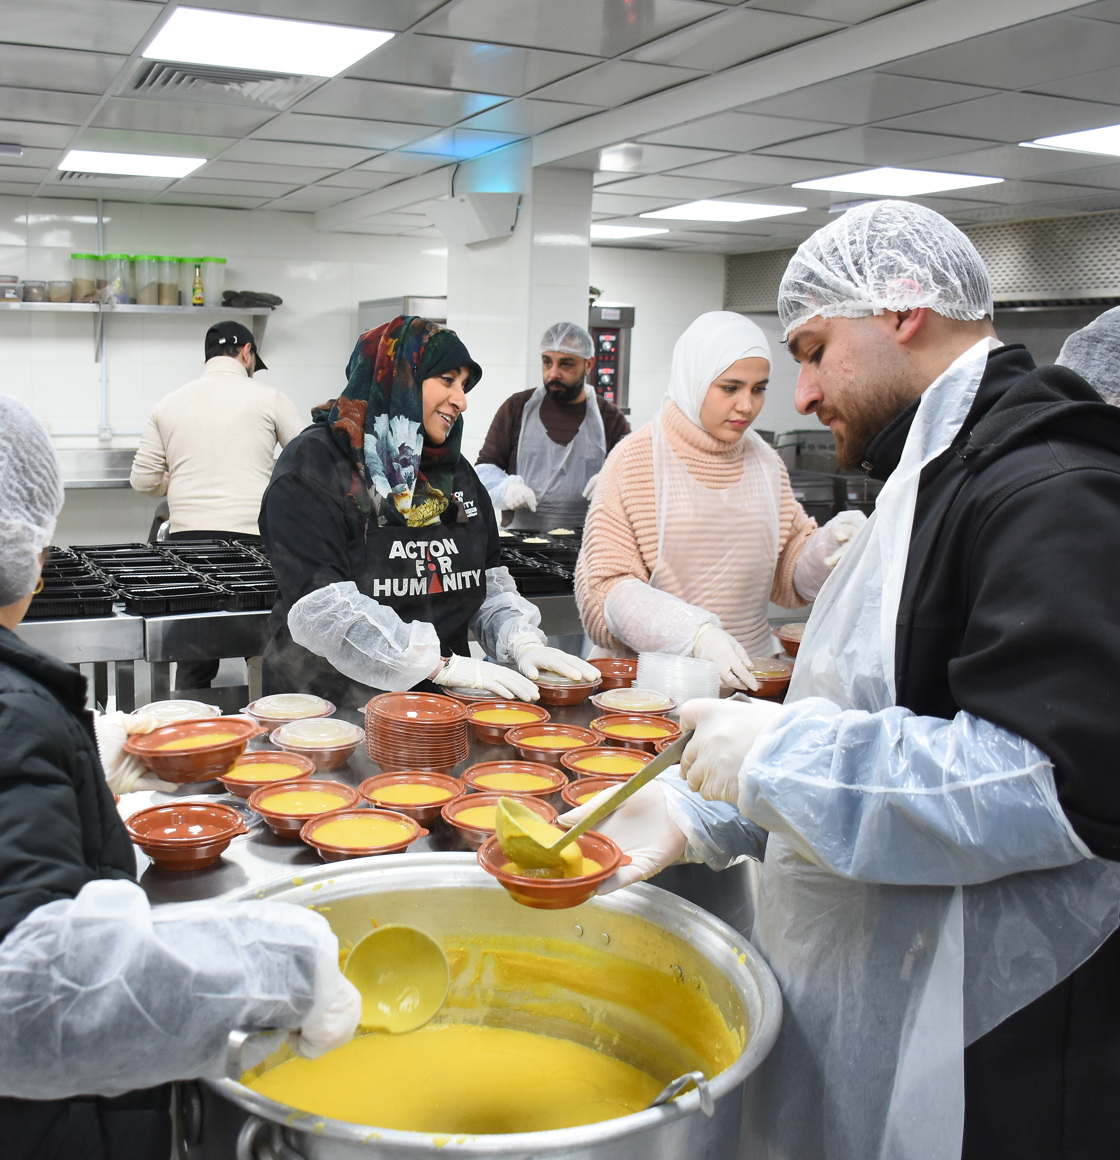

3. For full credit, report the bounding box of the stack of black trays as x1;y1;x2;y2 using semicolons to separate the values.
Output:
498;531;580;595
25;547;117;619
162;540;277;611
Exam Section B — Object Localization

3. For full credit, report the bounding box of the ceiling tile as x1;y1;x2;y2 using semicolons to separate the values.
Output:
595;142;731;175
319;170;406;191
399;126;525;159
641;110;844;151
667;153;861;184
755;125;1003;165
878;92;1120;144
3;0;159;53
1;147;65;170
295;78;505;126
459;98;593;134
532;60;703;106
739;71;996;126
954;178;1120;207
627;7;844;71
1043;162;1120;191
902;142;1105;182
76;128;236;159
250;113;430;151
1030;67;1120;105
594;173;754;198
196;160;338;185
263;187;361;210
418;0;725;57
356;153;450;175
0;88;98;126
0;45;129;95
168;177;298;199
184;0;447;32
347;34;600;97
746;0;929;21
0;121;75;150
881;14;1120;90
91;97;273;137
1069;0;1120;21
152;192;272;210
0;170;48;186
224;139;377;168
592;192;682;215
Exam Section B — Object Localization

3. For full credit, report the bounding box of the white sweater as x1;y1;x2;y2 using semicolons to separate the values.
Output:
130;357;306;536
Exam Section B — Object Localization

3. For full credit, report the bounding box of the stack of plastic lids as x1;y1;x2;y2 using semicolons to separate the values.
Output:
636;652;720;703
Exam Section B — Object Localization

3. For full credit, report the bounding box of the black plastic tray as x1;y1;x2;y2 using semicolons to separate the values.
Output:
222;581;278;611
118;584;226;616
26;586;116;618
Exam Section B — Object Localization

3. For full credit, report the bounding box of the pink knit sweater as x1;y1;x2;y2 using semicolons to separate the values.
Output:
576;401;816;652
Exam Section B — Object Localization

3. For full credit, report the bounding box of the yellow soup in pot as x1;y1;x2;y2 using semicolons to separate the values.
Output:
158;732;239;750
575;755;647;776
373;784;453;806
312;815;413;848
454;805;498;829
473;709;540;725
474;772;554;792
517;734;585;749
225;762;305;782
605;723;669;739
245;1023;661;1133
258;789;347;815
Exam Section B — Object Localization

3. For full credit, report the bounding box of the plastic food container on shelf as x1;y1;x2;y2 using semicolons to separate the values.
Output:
102;254;131;303
200;256;226;306
134;255;159;304
48;280;73;302
0;276;21;302
157;256;179;305
69;254;99;301
21;281;46;302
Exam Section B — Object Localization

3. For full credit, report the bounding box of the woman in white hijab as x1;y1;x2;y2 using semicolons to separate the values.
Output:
575;311;864;689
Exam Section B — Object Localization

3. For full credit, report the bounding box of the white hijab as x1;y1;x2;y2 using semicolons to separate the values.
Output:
666;311;771;427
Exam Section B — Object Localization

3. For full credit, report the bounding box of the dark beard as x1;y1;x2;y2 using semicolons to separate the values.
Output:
833;384;916;471
544;378;583;403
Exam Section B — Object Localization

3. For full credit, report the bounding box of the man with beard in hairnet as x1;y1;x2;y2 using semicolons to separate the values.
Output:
0;395;360;1160
476;322;629;529
562;201;1120;1160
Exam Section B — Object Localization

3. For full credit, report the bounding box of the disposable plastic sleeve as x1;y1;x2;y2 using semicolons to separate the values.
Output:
287;581;441;692
656;768;770;868
602;577;719;656
0;879;329;1099
736;697;1092;885
469;567;545;661
475;462;518;509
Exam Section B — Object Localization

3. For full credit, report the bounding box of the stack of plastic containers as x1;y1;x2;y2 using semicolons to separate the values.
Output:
635;652;721;704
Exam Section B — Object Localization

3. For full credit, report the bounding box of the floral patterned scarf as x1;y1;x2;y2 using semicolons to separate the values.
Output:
317;316;481;527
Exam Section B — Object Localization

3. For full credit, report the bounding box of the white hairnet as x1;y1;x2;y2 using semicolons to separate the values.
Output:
1057;305;1120;406
778;200;993;341
666;311;771;427
0;396;63;606
540;321;594;359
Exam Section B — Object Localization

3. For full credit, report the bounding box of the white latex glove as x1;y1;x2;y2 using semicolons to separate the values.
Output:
502;481;537;512
581;473;599;501
297;929;362;1059
690;623;759;692
93;711;179;794
560;780;687;893
507;632;599;683
678;697;787;805
431;654;540;701
793;509;868;599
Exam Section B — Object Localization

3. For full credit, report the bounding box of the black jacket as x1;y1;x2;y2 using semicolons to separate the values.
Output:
0;628;169;1160
259;421;501;708
865;345;1120;1160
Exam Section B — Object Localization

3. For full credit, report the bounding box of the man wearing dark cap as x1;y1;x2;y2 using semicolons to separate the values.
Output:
130;321;304;688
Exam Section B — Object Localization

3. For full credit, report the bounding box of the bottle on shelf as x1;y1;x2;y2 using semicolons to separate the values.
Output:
191;262;204;306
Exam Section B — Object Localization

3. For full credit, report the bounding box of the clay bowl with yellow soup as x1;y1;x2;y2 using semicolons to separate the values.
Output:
461;760;567;800
356;772;465;827
125;801;249;870
587;656;638;690
477;830;625;910
440;791;558;850
247;780;362;839
561;745;653;782
465;699;550;744
588;713;680;753
122;716;263;783
560;775;624;809
217;751;318;798
749;656;795;700
504;723;601;766
300;808;426;862
269;718;363;771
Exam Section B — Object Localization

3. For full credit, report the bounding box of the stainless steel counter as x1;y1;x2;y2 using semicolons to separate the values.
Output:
56;448;137;489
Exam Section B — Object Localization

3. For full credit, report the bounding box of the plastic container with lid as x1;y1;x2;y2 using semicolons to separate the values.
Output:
200;256;226;306
103;254;131;303
134;255;159;304
70;254;100;301
22;281;46;302
157;257;179;305
49;280;73;302
0;282;21;302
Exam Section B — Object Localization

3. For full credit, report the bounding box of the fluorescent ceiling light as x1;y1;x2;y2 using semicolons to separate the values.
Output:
640;200;806;222
793;167;1002;196
1024;123;1120;157
58;150;205;179
591;224;669;239
144;7;393;77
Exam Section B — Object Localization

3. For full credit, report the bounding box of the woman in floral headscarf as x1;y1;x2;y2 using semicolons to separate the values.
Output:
260;316;596;708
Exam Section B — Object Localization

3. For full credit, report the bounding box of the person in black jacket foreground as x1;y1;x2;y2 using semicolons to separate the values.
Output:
259;315;596;709
0;396;362;1160
561;201;1120;1160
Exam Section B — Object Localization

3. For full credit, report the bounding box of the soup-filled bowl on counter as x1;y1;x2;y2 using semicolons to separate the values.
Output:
440;791;558;850
465;699;550;744
461;760;567;799
123;716;262;783
357;772;465;827
217;751;318;798
248;779;362;839
300;808;426;861
561;746;653;782
504;723;601;766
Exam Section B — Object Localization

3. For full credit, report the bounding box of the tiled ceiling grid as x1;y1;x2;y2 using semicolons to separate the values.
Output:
2;0;1120;253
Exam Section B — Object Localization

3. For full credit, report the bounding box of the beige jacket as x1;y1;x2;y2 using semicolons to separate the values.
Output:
130;357;305;535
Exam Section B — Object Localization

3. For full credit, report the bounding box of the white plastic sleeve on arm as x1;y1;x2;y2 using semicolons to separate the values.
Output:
287;581;441;692
737;697;1092;885
656;768;769;868
603;577;719;656
0;879;330;1099
470;567;545;661
475;463;517;509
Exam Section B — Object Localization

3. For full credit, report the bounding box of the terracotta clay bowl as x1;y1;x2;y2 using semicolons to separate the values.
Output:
125;801;248;870
122;716;262;783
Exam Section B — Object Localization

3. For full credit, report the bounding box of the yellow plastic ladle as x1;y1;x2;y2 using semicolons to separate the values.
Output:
343;924;450;1034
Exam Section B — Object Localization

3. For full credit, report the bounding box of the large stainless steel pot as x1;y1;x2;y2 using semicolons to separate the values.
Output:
181;852;781;1160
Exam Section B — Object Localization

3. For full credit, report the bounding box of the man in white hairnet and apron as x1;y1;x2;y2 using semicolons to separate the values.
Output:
564;200;1120;1160
476;322;630;530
